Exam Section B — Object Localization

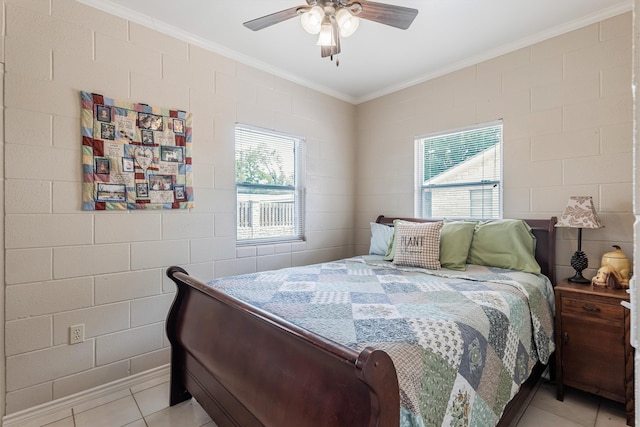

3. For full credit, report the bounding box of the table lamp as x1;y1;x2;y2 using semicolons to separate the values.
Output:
556;196;603;283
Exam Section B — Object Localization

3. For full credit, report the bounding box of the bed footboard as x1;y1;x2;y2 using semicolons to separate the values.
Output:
166;266;400;427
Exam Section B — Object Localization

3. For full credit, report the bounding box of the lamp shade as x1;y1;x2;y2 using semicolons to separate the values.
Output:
335;8;359;37
300;6;324;35
556;196;603;229
317;16;338;47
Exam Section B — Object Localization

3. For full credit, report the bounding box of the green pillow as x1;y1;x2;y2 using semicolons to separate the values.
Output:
439;220;477;270
466;219;541;274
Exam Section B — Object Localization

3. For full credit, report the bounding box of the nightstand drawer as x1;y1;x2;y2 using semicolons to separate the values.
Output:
562;297;623;321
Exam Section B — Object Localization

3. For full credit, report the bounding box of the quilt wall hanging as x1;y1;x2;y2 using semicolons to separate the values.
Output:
81;91;194;210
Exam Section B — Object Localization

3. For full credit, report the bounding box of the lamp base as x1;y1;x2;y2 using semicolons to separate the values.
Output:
567;271;591;284
568;250;590;284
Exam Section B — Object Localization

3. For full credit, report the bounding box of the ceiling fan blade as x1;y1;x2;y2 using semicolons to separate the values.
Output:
243;6;308;31
355;1;418;30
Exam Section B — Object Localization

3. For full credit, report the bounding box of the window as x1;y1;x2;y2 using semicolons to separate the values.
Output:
235;124;304;243
415;121;502;219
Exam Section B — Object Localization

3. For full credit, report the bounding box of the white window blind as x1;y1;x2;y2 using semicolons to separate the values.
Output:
235;124;304;244
415;121;502;219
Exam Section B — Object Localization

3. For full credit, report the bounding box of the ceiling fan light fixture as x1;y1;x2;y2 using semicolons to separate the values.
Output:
300;5;323;34
335;8;359;37
320;25;340;58
244;0;418;65
316;15;336;47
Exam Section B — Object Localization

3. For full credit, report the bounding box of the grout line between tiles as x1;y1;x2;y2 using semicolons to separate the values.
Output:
130;388;150;427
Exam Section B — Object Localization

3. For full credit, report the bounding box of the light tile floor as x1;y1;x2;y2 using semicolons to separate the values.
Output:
517;380;628;427
32;375;628;427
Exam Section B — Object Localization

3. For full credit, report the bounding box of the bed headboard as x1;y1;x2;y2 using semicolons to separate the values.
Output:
375;215;557;284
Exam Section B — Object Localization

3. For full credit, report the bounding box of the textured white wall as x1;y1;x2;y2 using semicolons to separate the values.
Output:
2;0;356;414
355;13;634;282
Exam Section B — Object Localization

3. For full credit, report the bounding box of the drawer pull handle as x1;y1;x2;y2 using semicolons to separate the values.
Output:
582;304;600;312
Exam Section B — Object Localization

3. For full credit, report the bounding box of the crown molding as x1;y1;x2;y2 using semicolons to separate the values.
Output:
77;0;631;105
355;0;633;104
75;0;356;104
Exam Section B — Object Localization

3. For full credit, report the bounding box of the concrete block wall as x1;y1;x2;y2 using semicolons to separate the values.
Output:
355;12;634;282
2;0;635;419
2;0;356;414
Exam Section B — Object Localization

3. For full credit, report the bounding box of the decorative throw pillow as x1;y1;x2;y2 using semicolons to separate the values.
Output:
466;219;541;274
439;220;477;270
369;222;395;255
392;221;443;269
384;219;419;261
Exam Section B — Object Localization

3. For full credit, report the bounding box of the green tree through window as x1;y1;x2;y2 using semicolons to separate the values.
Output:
235;143;294;187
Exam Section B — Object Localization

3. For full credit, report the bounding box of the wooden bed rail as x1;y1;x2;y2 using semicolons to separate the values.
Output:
166;266;400;427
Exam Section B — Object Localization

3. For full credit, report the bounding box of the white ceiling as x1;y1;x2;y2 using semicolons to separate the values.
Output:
77;0;631;104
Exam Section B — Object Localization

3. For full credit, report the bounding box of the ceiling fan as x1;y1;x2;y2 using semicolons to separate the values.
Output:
243;1;418;64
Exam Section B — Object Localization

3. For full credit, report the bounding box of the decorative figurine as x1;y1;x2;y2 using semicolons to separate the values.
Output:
591;245;631;288
591;265;623;289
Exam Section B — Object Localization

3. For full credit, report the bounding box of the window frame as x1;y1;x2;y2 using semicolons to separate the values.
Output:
235;124;305;245
414;120;503;220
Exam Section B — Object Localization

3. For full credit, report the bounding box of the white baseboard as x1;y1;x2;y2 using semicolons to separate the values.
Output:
2;364;170;427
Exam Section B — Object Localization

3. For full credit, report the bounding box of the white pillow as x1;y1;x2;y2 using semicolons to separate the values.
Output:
369;222;395;255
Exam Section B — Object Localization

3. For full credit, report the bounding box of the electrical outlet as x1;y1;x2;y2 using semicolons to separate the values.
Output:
69;324;84;345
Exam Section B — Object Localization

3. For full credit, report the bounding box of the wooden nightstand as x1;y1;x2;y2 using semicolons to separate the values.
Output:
554;279;634;426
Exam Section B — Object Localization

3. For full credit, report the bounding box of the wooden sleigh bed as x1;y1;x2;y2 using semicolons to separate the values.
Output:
166;216;557;427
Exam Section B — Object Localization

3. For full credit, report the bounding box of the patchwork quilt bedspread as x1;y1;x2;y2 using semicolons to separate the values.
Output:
207;255;555;427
